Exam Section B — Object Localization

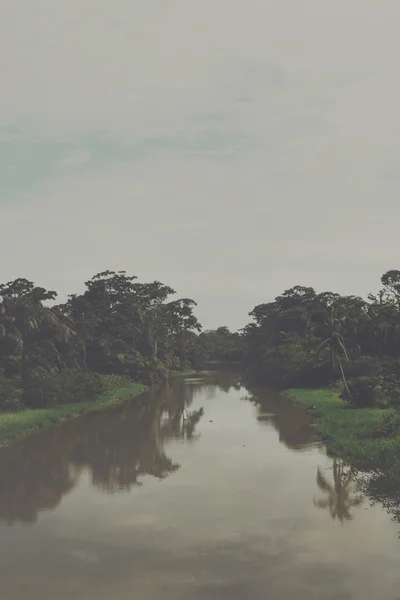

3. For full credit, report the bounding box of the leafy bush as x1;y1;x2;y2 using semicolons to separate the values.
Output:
380;358;400;380
55;370;112;404
136;358;168;385
347;356;383;378
0;375;23;412
344;376;389;408
374;410;400;438
259;342;332;388
22;367;61;409
22;369;135;409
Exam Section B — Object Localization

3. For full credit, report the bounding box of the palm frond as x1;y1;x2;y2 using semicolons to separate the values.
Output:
317;338;330;355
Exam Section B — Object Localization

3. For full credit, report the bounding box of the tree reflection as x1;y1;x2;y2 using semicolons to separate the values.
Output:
314;460;363;522
158;378;205;441
199;369;243;395
68;402;181;493
0;381;205;524
243;388;317;451
0;445;78;525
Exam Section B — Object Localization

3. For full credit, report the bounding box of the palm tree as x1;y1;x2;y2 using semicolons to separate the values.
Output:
314;460;363;522
317;308;358;398
1;296;75;406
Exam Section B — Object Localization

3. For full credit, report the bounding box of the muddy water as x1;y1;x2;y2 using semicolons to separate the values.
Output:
1;371;400;600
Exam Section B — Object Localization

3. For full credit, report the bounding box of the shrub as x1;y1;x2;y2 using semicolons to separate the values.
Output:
374;410;400;438
260;342;332;388
137;358;168;385
344;376;389;408
22;369;136;409
22;367;61;409
0;375;23;412
347;356;383;378
378;376;400;408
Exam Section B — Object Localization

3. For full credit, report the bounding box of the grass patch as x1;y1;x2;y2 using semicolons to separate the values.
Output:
286;388;400;472
0;384;148;448
169;368;197;377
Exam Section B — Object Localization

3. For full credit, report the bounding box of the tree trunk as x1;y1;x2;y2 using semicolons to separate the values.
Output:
338;357;351;399
180;330;186;365
81;340;87;372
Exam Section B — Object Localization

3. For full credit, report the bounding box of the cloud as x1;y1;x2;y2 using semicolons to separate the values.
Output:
59;148;91;169
2;0;400;327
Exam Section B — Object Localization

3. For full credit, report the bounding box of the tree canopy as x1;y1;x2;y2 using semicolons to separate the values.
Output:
241;270;400;408
0;271;205;411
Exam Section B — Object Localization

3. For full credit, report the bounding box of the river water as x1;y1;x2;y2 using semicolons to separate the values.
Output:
1;370;400;599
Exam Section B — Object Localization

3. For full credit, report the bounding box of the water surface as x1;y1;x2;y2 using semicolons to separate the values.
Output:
1;371;400;599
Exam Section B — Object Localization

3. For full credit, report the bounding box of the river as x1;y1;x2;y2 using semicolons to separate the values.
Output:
1;370;400;599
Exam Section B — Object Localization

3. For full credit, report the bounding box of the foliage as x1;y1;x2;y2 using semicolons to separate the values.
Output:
259;341;330;387
0;271;203;411
199;327;244;363
0;374;22;412
344;376;389;408
287;388;394;471
374;410;400;438
0;382;148;447
242;272;400;410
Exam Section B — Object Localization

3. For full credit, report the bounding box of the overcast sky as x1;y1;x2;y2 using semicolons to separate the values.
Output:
1;1;400;330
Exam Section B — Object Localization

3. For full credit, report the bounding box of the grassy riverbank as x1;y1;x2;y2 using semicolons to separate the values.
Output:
0;383;148;448
170;368;197;377
286;388;400;473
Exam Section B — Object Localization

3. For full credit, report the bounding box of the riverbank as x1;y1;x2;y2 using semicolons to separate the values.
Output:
169;368;197;377
287;388;400;473
0;383;148;448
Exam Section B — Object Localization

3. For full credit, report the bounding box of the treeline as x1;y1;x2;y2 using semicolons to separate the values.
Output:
202;270;400;409
6;267;400;414
198;326;244;363
0;271;206;411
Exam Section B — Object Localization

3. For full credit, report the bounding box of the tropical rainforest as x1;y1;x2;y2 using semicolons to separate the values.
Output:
4;268;400;414
3;268;400;516
0;270;205;412
204;269;400;411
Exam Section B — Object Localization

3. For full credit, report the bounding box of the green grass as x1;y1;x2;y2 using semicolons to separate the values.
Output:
169;368;197;377
0;384;148;448
286;388;400;472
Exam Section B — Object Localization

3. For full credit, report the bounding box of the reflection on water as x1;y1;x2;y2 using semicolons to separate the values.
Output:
0;377;204;524
314;460;363;522
1;371;400;600
242;386;319;451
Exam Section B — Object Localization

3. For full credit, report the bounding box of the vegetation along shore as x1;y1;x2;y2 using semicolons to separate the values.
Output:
3;267;400;515
0;271;205;446
0;379;147;447
200;270;400;513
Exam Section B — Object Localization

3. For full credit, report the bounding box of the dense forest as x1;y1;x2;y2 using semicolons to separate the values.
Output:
4;268;400;416
200;270;400;522
0;271;206;412
202;269;400;411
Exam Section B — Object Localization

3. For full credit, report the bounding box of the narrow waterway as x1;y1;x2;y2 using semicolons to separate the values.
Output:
1;371;400;600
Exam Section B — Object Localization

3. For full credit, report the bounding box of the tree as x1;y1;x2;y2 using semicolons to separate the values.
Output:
0;271;204;410
0;279;75;408
381;270;400;308
316;310;355;397
199;326;244;363
165;298;201;366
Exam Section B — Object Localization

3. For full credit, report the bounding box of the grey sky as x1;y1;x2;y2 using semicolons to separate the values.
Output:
1;1;400;329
